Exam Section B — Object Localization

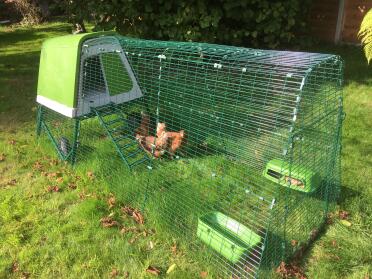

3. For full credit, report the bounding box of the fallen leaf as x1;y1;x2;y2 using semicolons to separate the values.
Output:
128;236;138;244
146;266;160;276
56;177;64;183
340;220;352;227
11;261;19;273
87;171;95;179
7;179;17;186
49;159;59;166
121;206;144;224
46;185;60;192
107;195;116;209
132;210;144;224
33;161;43;170
338;210;349;220
171;243;177;255
331;240;337;247
148;241;154;250
8;139;16;145
200;271;208;278
166;263;176;274
100;216;118;228
110;268;119;277
48;172;62;179
276;261;306;279
291;239;298;247
20;272;30;279
68;183;77;190
0;153;6;161
120;226;139;234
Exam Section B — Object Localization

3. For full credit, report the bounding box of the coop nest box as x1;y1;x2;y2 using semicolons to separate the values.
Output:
37;32;143;117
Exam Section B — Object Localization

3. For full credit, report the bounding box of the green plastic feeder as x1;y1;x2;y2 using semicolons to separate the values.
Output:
263;159;321;193
197;212;261;263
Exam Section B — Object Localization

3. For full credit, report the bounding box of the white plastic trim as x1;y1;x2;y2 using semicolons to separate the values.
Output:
36;95;77;118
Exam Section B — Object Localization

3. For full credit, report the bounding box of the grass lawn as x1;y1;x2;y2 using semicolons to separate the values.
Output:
0;22;371;278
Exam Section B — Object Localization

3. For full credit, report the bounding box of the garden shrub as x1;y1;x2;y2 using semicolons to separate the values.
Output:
62;0;311;48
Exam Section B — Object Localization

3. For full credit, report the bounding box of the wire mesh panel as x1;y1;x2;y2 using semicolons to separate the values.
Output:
36;34;344;278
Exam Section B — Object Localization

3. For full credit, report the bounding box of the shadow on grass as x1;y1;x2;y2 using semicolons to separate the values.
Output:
0;24;69;48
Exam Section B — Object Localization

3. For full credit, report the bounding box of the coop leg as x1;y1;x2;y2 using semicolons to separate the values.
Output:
141;166;153;212
70;119;81;166
36;105;43;136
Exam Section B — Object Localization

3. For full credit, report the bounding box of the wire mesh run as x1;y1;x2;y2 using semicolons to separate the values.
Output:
36;35;344;278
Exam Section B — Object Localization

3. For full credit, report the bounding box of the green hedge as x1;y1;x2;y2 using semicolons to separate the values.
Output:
63;0;311;48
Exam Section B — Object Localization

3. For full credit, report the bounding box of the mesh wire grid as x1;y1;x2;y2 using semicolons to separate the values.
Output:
37;35;344;278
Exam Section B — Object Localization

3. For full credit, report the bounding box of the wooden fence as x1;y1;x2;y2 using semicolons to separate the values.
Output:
309;0;372;44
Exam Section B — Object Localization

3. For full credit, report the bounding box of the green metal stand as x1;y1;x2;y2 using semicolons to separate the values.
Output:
36;105;43;136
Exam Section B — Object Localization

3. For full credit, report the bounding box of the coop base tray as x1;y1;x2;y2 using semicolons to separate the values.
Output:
197;212;261;264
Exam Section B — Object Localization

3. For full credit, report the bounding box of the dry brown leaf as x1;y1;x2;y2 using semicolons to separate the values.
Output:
128;236;138;244
291;239;298;247
107;195;116;209
120;226;139;234
100;216;118;228
48;172;62;179
110;268;119;278
87;171;95;180
8;139;16;145
146;266;161;276
121;206;135;215
11;261;19;273
121;206;144;224
171;243;177;255
132;210;144;224
0;153;6;162
7;179;17;186
56;177;64;183
33;161;43;170
331;240;337;247
49;159;59;166
200;271;208;278
276;261;306;279
46;185;60;192
338;210;349;220
68;183;77;190
20;272;30;279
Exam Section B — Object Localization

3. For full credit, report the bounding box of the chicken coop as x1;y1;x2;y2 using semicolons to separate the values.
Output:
36;32;344;278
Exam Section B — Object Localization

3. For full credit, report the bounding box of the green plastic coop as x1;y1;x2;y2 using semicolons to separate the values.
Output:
36;32;344;278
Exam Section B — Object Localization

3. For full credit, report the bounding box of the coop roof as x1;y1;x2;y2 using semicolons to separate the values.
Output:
36;31;116;116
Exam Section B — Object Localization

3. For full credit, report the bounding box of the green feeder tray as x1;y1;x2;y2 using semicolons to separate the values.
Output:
197;212;261;264
263;159;321;193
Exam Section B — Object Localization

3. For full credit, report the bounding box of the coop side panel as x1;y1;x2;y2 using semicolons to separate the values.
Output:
37;36;80;112
281;55;344;260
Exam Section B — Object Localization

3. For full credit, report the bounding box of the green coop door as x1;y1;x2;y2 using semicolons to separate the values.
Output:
100;53;133;96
